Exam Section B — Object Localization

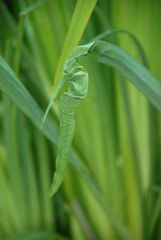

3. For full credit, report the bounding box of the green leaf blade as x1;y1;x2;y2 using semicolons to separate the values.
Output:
0;56;58;144
52;0;97;90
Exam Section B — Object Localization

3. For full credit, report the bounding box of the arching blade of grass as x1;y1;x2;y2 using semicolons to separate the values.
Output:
91;29;149;67
90;41;161;113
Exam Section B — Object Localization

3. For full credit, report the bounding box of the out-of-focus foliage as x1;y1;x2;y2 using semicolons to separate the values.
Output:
0;0;161;239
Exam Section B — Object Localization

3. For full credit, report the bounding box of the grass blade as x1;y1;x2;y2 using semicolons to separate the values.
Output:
0;56;58;143
52;0;97;89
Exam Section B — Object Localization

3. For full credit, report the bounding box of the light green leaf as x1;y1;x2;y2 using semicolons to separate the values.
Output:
52;0;97;90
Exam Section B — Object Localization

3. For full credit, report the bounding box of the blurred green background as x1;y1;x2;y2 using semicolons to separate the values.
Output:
0;0;161;239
